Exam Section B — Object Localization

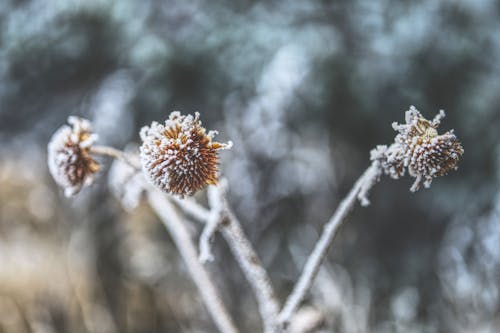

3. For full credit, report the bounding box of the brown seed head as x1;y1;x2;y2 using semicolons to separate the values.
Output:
372;106;464;191
139;112;232;197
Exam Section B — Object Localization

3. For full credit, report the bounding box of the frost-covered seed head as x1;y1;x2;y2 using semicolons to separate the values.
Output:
139;112;232;197
47;116;100;197
372;106;464;192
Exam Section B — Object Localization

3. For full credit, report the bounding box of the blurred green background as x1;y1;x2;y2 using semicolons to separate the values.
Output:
0;0;499;332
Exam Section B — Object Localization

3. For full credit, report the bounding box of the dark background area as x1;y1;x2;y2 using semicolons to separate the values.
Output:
0;1;498;332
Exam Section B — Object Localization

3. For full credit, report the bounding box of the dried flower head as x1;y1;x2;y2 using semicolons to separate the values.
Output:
48;116;100;196
140;112;232;197
372;106;464;192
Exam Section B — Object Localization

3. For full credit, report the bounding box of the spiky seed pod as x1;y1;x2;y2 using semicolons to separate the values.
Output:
140;112;232;197
372;106;464;192
403;129;463;191
48;116;100;197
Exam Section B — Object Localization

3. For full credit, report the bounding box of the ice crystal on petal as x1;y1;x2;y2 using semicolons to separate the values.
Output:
371;106;464;192
139;112;232;197
47;116;100;196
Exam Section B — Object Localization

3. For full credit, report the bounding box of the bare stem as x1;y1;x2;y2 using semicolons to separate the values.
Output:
279;163;381;325
213;183;281;333
147;188;239;333
90;145;141;170
172;182;281;331
199;185;225;263
171;195;211;222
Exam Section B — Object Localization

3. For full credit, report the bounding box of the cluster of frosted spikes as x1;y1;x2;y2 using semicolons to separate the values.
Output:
139;112;232;197
371;106;464;192
47;107;463;198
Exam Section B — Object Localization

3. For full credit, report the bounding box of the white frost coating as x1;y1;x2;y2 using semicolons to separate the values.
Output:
357;163;383;206
47;116;98;197
432;109;446;127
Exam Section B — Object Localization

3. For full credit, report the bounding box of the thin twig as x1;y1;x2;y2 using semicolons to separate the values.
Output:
147;188;239;333
90;145;141;170
199;185;225;263
214;183;281;333
279;163;381;325
171;195;211;222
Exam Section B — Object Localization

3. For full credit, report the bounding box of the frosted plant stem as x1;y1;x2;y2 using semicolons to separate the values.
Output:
279;163;381;326
147;188;239;333
90;145;141;170
171;195;211;222
199;185;225;263
174;182;281;331
214;183;281;333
